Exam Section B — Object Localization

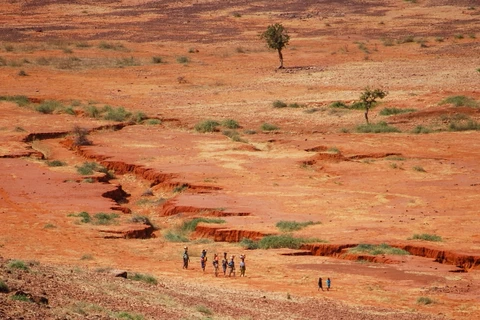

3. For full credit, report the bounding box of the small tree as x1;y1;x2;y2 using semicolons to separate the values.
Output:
359;87;388;124
260;23;290;69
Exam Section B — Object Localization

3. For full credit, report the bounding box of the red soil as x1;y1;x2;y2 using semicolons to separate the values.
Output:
1;0;480;319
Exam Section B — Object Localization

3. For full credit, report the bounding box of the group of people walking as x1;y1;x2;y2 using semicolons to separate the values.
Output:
318;277;331;291
183;247;246;277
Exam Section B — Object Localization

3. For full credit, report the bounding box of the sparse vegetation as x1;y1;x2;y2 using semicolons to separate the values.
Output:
0;280;9;293
128;273;158;285
194;120;220;133
240;234;325;250
11;293;32;302
409;233;442;242
94;212;120;225
222;119;240;129
18;70;28;76
8;259;29;271
276;220;319;232
413;166;426;172
439;95;478;108
146;119;161;125
223;130;245;142
348;243;410;255
379;107;416;116
76;162;104;175
0;95;30;107
152;56;163;64
356;121;400;133
260;123;279;131
173;183;189;193
327;147;340;154
81;254;94;260
35;100;64;114
273;100;287;108
98;41;126;51
103;105;132;122
196;305;213;315
180;218;225;232
417;296;434;305
44;223;56;229
449;120;480;131
72;126;92;146
260;23;290;69
412;125;432;134
176;56;189;64
164;230;189;242
46;160;66;167
116;311;145;320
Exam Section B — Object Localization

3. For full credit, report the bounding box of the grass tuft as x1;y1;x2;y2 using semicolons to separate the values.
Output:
195;120;220;133
349;243;410;255
439;95;478;108
260;123;279;131
356;121;400;133
8;260;29;271
417;296;434;305
128;273;158;285
379;107;416;116
409;233;442;242
276;220;319;232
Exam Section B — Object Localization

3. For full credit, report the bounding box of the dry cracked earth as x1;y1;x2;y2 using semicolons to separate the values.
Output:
1;0;480;319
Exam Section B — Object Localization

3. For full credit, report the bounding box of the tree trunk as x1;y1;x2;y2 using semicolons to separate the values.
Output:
277;48;284;69
364;108;369;124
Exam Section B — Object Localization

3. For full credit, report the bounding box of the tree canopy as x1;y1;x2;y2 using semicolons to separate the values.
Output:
260;23;290;69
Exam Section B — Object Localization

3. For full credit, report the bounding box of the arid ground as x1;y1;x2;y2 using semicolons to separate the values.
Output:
1;0;480;319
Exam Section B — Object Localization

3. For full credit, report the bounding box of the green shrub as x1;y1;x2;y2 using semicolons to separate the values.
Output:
327;147;340;154
128;273;158;285
77;162;99;175
223;130;245;142
379;107;416;116
35;100;63;114
176;56;189;64
258;234;323;249
11;293;31;302
412;125;432;134
98;41;125;50
93;212;119;225
356;121;400;133
164;230;189;242
439;95;478;107
146;119;161;125
240;238;260;249
410;233;442;242
288;103;303;108
75;211;92;223
103;106;131;122
116;57;138;67
0;95;30;107
417;296;434;305
449;120;480;131
0;280;9;293
131;111;147;123
7;260;29;271
222;119;240;129
84;105;100;118
244;129;257;135
44;223;56;229
232;12;242;18
46;160;66;167
348;243;410;255
276;220;319;232
329;101;349;109
196;305;213;315
152;56;163;64
413;166;426;172
180;218;225;232
194;120;220;133
116;311;145;320
273;100;287;108
260;123;279;131
173;183;189;193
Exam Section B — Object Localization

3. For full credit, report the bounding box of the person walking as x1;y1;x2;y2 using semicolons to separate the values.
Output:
239;254;246;277
318;277;323;291
183;246;190;269
213;253;219;277
228;255;235;277
326;278;331;291
200;249;208;272
221;252;228;276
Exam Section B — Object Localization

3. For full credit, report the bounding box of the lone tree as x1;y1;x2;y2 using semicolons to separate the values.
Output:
359;87;388;124
260;23;290;69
